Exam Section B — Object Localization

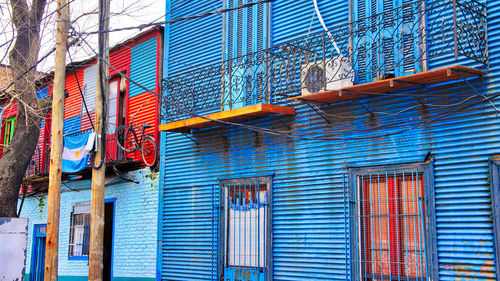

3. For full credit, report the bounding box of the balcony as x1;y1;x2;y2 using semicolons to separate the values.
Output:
22;129;143;186
160;0;487;132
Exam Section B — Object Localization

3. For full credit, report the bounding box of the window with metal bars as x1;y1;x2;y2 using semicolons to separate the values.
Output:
218;176;272;281
488;159;500;278
68;201;91;259
350;164;436;281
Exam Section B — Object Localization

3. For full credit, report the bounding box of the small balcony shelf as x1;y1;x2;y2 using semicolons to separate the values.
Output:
160;104;296;133
289;65;486;105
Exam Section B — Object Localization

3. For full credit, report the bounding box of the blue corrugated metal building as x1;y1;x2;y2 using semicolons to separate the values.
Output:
159;0;500;280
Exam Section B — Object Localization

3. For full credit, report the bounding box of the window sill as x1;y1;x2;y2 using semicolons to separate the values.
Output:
68;256;89;261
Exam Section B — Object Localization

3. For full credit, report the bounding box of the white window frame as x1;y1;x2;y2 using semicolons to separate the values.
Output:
68;201;91;259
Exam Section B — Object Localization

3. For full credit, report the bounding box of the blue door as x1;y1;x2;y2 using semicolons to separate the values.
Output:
30;224;46;281
352;0;423;83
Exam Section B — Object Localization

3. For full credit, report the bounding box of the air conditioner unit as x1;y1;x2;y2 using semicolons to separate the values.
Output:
300;56;353;95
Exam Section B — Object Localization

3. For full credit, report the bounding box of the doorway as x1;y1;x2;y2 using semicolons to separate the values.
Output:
103;199;115;281
30;224;46;281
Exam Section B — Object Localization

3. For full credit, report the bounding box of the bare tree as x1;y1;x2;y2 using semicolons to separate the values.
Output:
0;0;156;217
0;0;48;217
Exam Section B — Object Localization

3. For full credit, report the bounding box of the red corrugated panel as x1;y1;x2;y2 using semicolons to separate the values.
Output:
2;101;17;119
127;91;159;163
64;70;83;119
106;134;117;161
80;110;95;131
109;46;131;77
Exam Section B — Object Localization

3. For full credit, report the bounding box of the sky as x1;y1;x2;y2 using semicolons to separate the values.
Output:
0;0;166;73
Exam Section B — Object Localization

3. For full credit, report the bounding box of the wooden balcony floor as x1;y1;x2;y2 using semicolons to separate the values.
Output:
289;65;487;104
160;103;296;133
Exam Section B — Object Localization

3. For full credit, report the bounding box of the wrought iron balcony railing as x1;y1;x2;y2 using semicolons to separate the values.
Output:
161;0;488;123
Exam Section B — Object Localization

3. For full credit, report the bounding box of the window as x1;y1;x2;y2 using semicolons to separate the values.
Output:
223;0;270;110
489;159;500;277
3;117;15;151
106;79;119;134
225;0;268;59
219;176;272;280
350;164;436;280
351;0;422;82
68;201;91;258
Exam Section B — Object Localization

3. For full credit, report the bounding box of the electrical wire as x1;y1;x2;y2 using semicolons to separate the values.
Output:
67;22;496;142
79;0;276;35
0;37;80;102
312;0;340;56
0;0;76;52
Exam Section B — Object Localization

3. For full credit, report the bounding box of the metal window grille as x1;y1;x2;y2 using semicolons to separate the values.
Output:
217;176;272;281
68;202;91;258
351;167;431;281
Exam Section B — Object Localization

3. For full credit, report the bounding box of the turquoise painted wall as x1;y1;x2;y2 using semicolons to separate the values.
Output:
19;168;158;280
129;37;158;98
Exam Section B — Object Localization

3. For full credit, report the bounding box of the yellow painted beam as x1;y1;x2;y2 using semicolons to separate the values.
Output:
160;103;295;132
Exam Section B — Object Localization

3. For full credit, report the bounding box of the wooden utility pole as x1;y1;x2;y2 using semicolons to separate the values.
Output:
44;0;69;280
88;0;109;278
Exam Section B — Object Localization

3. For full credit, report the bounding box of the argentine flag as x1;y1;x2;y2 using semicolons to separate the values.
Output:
62;130;95;173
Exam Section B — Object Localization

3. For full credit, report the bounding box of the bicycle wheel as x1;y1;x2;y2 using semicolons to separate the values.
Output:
115;125;138;153
141;136;157;167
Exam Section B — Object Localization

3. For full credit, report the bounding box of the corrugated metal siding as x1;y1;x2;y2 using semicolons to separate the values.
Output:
109;47;131;77
80;110;95;131
422;0;497;280
2;102;17;118
64;70;84;119
29;114;51;176
272;0;349;45
129;37;158;98
83;63;98;113
163;83;499;281
128;91;158;163
168;0;223;75
63;115;81;135
161;1;499;281
161;184;216;280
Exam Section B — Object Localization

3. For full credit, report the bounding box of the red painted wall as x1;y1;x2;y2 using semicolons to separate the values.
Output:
64;69;84;119
125;91;159;164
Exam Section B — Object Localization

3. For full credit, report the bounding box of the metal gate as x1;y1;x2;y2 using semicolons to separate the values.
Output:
30;224;46;281
348;165;437;281
213;176;272;281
